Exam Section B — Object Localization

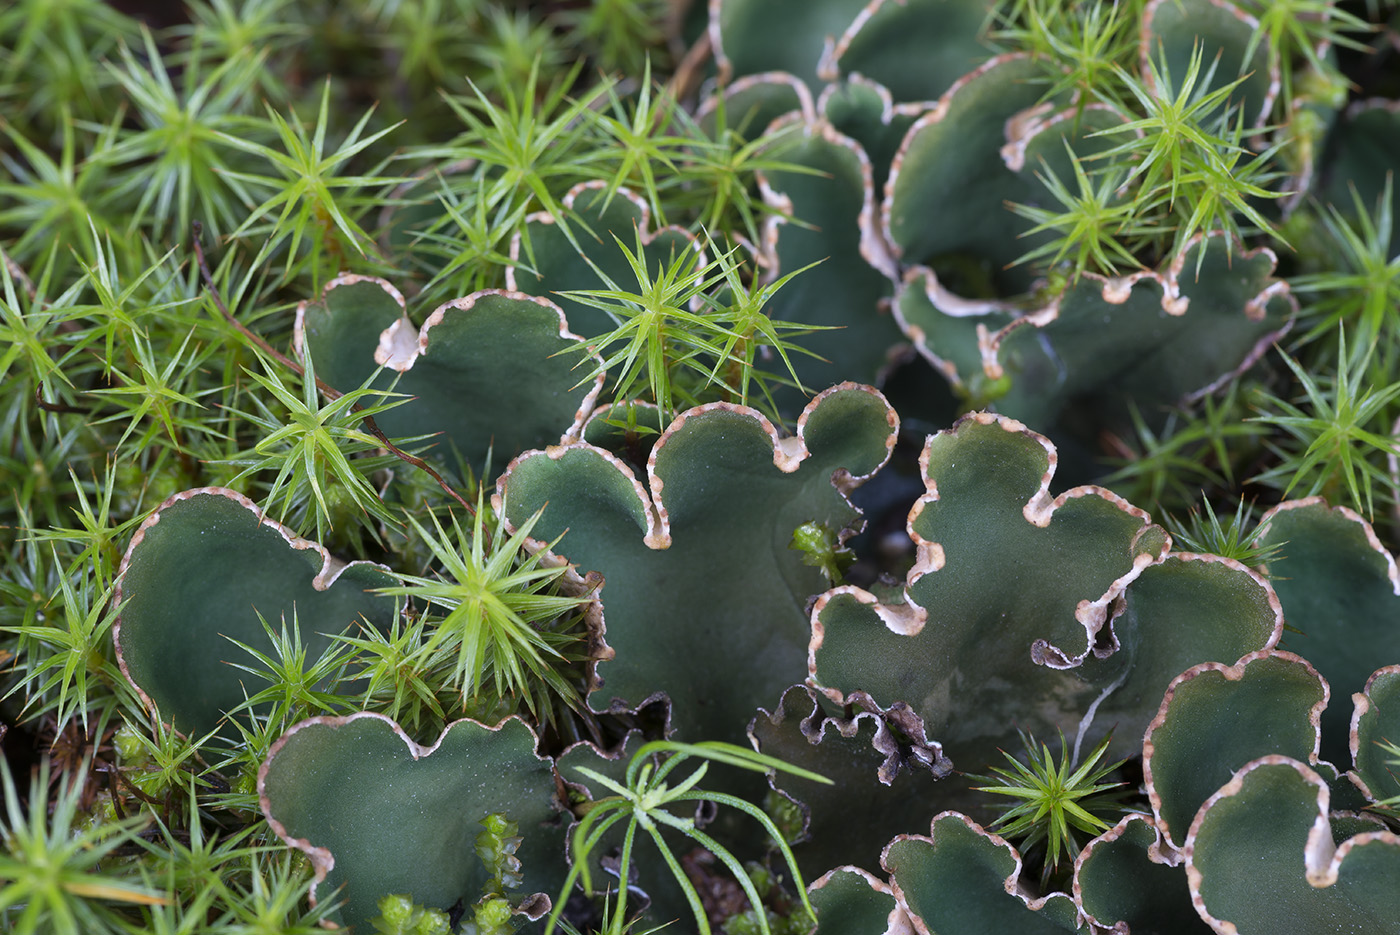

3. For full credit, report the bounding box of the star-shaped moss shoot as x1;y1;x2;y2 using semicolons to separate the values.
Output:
375;489;596;726
971;729;1129;888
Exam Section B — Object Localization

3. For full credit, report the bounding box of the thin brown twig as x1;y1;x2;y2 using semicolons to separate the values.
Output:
191;222;477;518
34;387;89;415
100;762;169;811
666;30;712;104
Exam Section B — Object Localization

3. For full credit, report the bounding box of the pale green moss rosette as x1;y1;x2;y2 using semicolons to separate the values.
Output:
504;181;703;340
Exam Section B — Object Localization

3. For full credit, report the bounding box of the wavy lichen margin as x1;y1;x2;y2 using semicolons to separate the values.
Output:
810;411;1165;678
113;486;396;736
1072;814;1199;933
293;273;606;454
1183;755;1400;933
1141;649;1329;857
494;382;898;743
807;411;1167;778
807;865;915;935
1349;664;1400;806
258;711;560;930
883;811;1084;932
747;684;952;881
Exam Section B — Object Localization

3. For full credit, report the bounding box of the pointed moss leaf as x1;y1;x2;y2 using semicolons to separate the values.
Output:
828;0;996;103
810;412;1166;771
377;159;476;268
1350;667;1400;806
887;98;1128;397
1186;757;1400;934
808;867;911;935
497;384;897;743
259;713;560;931
711;0;870;90
552;722;696;928
987;235;1296;433
1073;815;1207;934
883;813;1087;934
1078;553;1284;760
295;276;602;463
1144;651;1327;851
1142;0;1276;128
114;488;396;736
748;686;951;879
1257;499;1400;766
756;115;903;408
505;182;701;339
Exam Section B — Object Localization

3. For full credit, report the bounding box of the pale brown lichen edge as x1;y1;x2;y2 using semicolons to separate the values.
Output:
1182;755;1400;934
294;275;606;445
1347;664;1400;804
112;486;391;725
808;865;917;935
882;811;1081;935
497;386;897;712
1143;650;1328;856
257;711;553;929
1072;813;1174;931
